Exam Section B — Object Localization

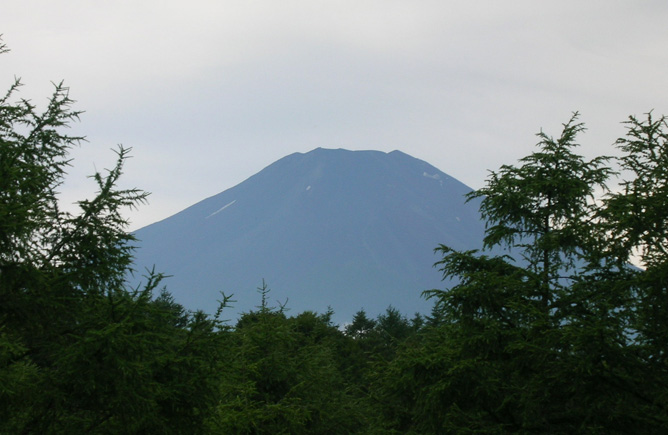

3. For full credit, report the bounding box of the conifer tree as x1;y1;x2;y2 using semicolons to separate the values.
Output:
211;284;364;433
0;38;224;433
370;113;668;433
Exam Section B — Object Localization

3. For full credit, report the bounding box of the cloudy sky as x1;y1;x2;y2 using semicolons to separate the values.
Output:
3;1;668;230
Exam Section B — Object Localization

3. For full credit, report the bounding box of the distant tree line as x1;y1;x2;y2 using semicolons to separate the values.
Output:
2;38;668;433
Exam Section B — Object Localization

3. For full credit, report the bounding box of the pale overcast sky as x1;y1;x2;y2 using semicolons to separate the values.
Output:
3;1;668;230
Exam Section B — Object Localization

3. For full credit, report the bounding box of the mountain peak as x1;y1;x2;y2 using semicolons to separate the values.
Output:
132;149;484;323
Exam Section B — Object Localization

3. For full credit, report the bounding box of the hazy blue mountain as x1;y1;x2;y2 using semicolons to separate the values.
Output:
130;148;486;323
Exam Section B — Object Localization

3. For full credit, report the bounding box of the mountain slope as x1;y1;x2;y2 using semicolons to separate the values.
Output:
131;148;486;322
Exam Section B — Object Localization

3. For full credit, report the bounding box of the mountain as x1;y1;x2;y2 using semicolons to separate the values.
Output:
130;148;486;323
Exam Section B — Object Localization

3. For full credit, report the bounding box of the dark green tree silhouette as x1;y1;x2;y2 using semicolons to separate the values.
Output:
370;113;668;433
209;283;364;434
0;38;224;434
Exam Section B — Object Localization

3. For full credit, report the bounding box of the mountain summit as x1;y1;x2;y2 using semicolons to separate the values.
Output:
131;148;485;322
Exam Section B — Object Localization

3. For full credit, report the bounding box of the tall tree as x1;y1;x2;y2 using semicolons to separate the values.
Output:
601;113;668;417
370;113;668;433
469;113;611;307
0;38;224;434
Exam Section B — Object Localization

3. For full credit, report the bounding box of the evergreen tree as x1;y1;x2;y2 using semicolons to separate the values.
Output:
370;113;668;433
345;309;377;339
0;38;224;433
210;284;364;434
600;113;668;424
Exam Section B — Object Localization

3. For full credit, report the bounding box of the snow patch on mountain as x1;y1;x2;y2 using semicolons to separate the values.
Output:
206;200;236;219
423;171;444;186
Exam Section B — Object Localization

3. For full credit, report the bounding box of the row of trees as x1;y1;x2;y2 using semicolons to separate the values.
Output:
2;38;668;433
374;113;668;433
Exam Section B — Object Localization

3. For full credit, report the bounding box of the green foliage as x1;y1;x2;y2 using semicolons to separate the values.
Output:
345;309;377;339
604;112;668;266
370;112;668;433
471;113;612;303
602;114;668;406
210;284;365;434
0;39;224;434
